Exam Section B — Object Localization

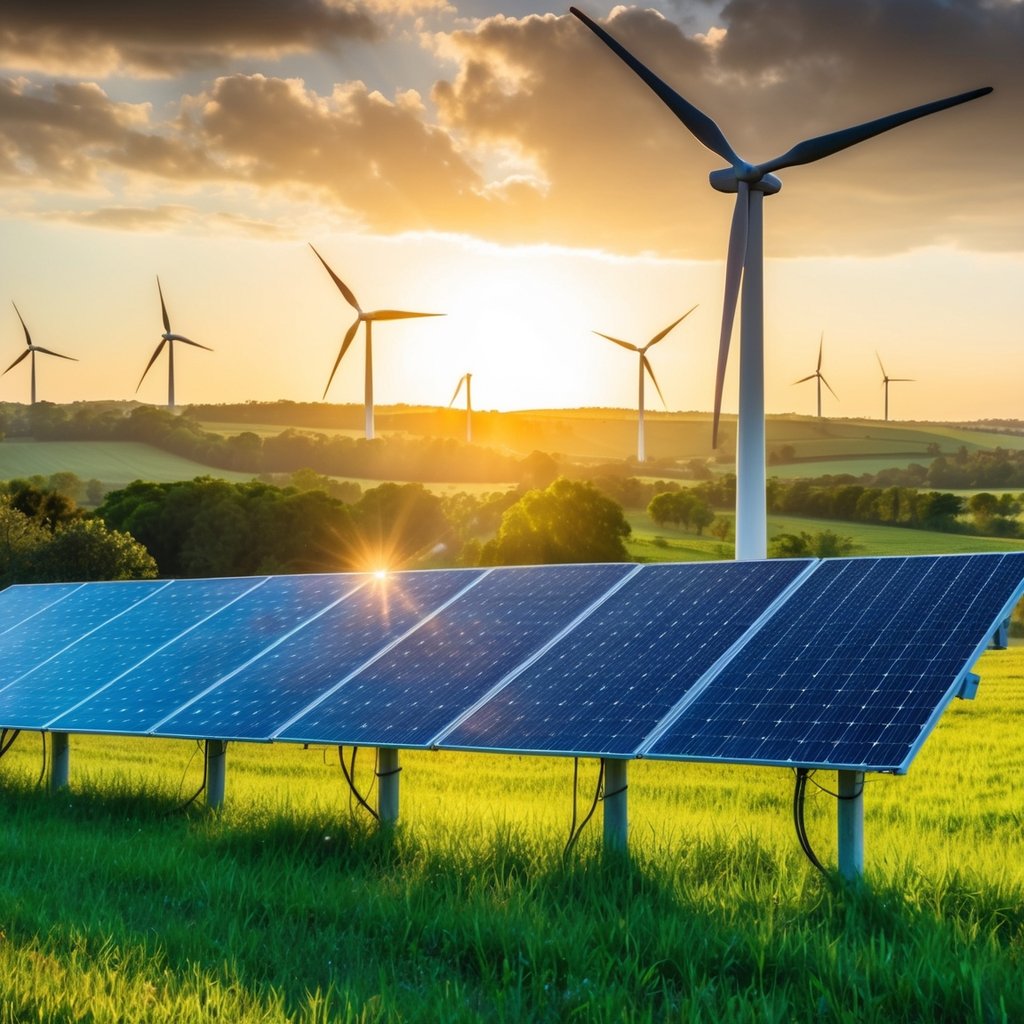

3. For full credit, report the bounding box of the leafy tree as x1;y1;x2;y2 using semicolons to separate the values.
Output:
23;519;157;582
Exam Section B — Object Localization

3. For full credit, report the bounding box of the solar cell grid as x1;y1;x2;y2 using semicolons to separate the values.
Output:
276;563;635;749
646;553;1024;772
437;559;813;757
153;568;487;741
0;582;83;636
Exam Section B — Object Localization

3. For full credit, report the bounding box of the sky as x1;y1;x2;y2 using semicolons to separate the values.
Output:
0;0;1021;422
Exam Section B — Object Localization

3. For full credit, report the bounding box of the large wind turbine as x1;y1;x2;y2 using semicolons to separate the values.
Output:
593;306;696;462
137;277;212;409
877;352;913;422
570;6;991;558
310;245;444;440
793;333;837;419
449;372;473;443
3;303;77;404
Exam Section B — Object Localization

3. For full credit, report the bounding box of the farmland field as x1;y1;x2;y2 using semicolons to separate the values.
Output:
1;645;1022;1022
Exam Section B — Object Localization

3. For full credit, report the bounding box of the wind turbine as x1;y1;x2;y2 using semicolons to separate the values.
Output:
793;333;837;419
593;306;697;462
449;372;473;443
310;244;444;440
569;6;991;558
877;352;913;422
3;303;77;404
137;277;212;409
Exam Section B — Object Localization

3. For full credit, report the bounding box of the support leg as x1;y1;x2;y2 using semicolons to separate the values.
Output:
602;758;628;853
377;747;400;825
837;770;865;881
206;739;227;811
49;731;70;794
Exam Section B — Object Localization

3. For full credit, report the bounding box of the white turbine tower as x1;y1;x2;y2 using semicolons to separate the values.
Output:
4;303;77;404
449;372;473;443
793;333;837;419
877;352;913;422
310;244;444;440
593;305;696;462
570;7;991;559
137;277;212;409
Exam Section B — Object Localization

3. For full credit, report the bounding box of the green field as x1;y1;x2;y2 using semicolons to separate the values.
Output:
1;645;1022;1022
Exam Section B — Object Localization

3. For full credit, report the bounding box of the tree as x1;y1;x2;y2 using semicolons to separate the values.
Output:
23;519;157;582
480;478;631;565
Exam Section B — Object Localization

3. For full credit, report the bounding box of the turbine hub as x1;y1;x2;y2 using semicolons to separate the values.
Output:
709;167;782;196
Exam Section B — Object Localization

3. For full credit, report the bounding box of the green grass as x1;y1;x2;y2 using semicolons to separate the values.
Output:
1;646;1023;1022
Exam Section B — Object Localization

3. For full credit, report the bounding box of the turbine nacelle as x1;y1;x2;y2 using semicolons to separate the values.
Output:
709;168;782;196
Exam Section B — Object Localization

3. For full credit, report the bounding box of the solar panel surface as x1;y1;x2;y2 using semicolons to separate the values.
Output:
153;569;487;741
0;582;83;636
645;553;1024;772
276;563;636;748
438;559;813;757
0;577;263;730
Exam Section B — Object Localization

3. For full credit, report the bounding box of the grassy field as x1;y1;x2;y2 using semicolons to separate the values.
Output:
1;645;1022;1022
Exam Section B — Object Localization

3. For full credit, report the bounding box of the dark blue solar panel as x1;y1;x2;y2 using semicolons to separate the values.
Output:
646;553;1024;772
437;559;813;757
0;577;264;730
0;582;83;636
276;563;636;748
0;580;169;695
153;568;487;741
48;574;365;735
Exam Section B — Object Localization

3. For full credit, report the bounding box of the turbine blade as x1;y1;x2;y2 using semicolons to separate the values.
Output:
33;347;77;361
569;7;741;166
754;86;992;177
821;375;839;400
309;244;361;312
12;302;32;348
593;331;639;353
712;183;749;449
876;351;887;378
137;340;167;390
167;334;213;351
890;377;915;382
448;375;465;408
323;319;360;399
792;373;817;385
641;353;667;409
817;332;823;372
646;304;698;349
366;310;444;321
157;276;171;334
3;349;30;374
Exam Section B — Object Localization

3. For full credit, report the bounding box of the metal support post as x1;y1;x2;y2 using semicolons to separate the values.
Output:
206;739;227;811
49;731;70;793
602;758;628;852
837;769;865;881
377;747;400;825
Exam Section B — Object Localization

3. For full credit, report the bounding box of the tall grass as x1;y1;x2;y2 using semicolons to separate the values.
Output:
1;646;1022;1021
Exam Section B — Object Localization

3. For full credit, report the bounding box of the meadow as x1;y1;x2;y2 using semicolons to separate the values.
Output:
1;643;1022;1022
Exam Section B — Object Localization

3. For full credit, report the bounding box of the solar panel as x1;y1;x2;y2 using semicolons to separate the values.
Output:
437;559;814;757
152;568;487;741
47;574;366;735
0;582;84;636
0;579;170;695
0;577;265;730
644;553;1024;772
276;563;636;749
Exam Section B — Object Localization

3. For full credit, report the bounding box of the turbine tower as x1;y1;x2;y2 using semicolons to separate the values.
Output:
877;352;913;422
137;277;212;409
570;6;991;558
3;303;77;404
449;372;473;444
310;244;444;440
593;306;696;462
793;333;837;419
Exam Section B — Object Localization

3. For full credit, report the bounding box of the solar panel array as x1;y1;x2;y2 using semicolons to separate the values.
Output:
0;553;1021;774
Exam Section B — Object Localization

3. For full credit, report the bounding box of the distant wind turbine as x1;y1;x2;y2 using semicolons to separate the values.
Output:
449;372;473;443
877;352;913;422
570;6;991;558
137;277;212;409
593;306;697;462
310;244;444;440
3;303;77;404
792;333;837;419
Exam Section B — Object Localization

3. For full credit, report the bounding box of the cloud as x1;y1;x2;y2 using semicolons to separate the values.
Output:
0;0;380;77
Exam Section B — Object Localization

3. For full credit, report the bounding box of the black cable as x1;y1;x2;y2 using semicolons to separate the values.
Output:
793;768;827;875
164;740;207;814
564;759;605;858
36;732;46;787
0;728;20;758
338;745;379;822
806;770;866;801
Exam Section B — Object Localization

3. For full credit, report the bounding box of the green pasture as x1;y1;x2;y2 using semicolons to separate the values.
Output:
1;645;1023;1022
